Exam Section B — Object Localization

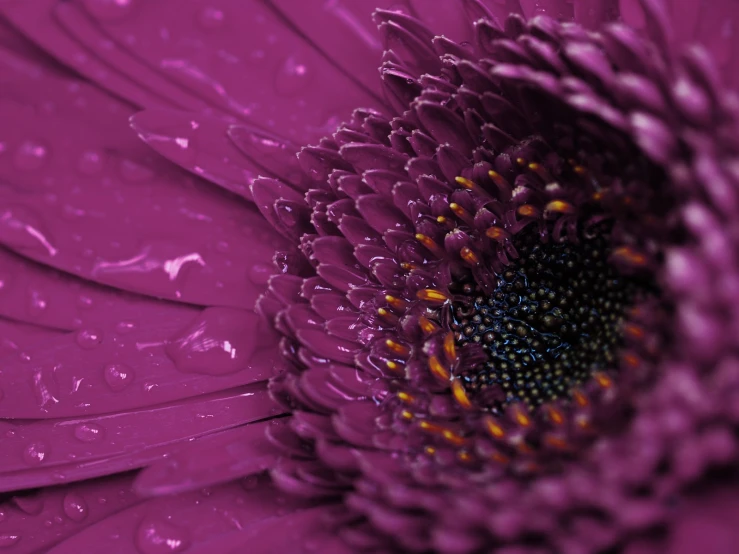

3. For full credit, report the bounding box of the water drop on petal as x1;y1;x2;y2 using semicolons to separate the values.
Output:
165;307;260;375
103;363;135;391
22;442;49;466
75;328;103;350
198;7;225;30
12;495;43;515
73;422;105;443
274;56;311;97
62;493;89;522
77;150;104;175
135;517;191;554
14;140;48;171
0;534;21;548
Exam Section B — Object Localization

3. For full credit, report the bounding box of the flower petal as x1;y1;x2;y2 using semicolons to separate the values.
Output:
0;384;278;491
0;474;140;553
0;306;281;419
0;100;287;308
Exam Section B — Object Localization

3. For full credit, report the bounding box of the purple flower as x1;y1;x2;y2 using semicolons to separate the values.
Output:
0;1;738;553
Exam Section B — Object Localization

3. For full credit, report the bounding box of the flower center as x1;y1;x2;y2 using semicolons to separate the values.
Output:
450;226;640;411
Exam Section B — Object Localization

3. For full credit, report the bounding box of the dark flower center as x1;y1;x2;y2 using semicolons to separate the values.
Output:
450;226;641;411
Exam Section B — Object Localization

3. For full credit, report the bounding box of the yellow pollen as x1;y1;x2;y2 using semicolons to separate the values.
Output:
401;410;414;420
386;360;401;372
623;352;641;368
517;204;539;218
512;406;532;427
377;308;397;322
516;157;527;166
455;176;475;190
385;295;406;310
397;391;414;403
460;246;480;265
624;323;645;340
443;332;457;361
483;416;506;439
400;262;417;271
486;226;507;241
385;339;410;356
418;315;439;335
442;429;466;446
424;446;436;456
488;170;509;187
415;233;443;256
573;165;587;175
428;355;451;380
545;436;569;450
436;215;447;224
451;379;473;409
417;288;449;304
545;200;575;214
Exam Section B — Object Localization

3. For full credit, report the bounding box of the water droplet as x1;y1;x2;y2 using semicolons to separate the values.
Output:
0;534;20;548
27;290;48;317
274;56;311;97
0;509;6;523
120;158;154;182
115;320;137;334
198;7;224;29
164;307;259;375
77;150;104;174
12;495;43;515
62;492;89;522
135;517;191;554
248;263;272;285
103;363;135;391
75;328;103;350
14;140;48;171
77;295;94;309
73;422;105;443
22;442;49;466
83;0;134;22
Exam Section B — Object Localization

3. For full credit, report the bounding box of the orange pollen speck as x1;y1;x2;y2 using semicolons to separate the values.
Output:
451;379;473;409
517;204;539;218
443;332;457;361
623;352;641;368
483;416;506;439
401;410;414;420
624;324;645;340
460;246;480;265
442;429;467;446
545;436;569;450
385;339;410;356
400;262;417;271
513;408;532;428
436;215;447;224
491;452;510;464
428;355;451;380
547;407;565;425
418;315;439;335
612;246;648;267
545;200;576;214
594;372;613;389
424;446;436;456
572;389;589;407
488;170;509;187
516;157;527;166
455;176;475;190
457;451;473;463
377;308;397;323
417;288;450;304
573;165;587;175
486;226;508;241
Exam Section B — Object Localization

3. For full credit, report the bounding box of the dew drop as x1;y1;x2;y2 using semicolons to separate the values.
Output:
116;320;137;334
75;328;103;350
73;422;105;443
248;263;272;285
0;534;20;548
22;442;49;466
77;295;94;309
11;495;43;515
27;290;48;317
164;307;260;375
120;158;155;182
103;363;135;391
83;0;134;22
198;7;224;30
13;140;48;171
274;56;311;97
77;150;104;175
62;492;89;522
135;517;191;554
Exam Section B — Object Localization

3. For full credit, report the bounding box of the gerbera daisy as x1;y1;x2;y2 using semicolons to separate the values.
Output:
0;1;737;553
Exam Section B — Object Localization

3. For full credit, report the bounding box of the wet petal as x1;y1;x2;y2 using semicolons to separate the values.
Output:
0;305;281;419
0;384;277;491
